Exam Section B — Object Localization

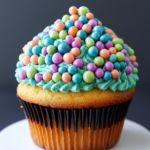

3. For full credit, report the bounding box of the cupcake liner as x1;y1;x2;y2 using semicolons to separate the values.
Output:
17;96;132;150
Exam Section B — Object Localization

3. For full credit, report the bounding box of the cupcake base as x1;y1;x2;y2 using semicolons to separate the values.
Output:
18;96;131;150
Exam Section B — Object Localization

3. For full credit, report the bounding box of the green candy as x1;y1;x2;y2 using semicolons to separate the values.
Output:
94;56;104;66
85;37;95;48
38;56;45;65
47;45;56;54
83;71;95;83
27;67;37;78
116;52;125;62
129;47;134;56
62;15;70;23
119;38;124;45
115;44;123;51
112;38;122;45
52;73;61;82
50;31;59;40
19;53;25;61
59;30;67;40
133;68;138;74
78;6;90;16
38;40;44;47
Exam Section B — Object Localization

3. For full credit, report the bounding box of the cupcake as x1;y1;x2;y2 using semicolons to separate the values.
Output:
15;6;139;150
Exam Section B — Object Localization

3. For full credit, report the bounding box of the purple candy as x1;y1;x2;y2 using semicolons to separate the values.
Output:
86;63;97;72
65;35;74;45
20;61;25;67
104;61;114;71
72;40;81;48
88;19;97;27
74;20;83;29
42;31;48;34
48;29;56;34
121;49;127;56
50;64;58;73
19;70;27;80
123;43;129;46
105;41;113;49
35;73;43;82
42;47;48;55
95;41;104;51
124;56;130;65
95;68;104;78
132;62;139;68
52;53;63;64
126;66;132;75
73;59;84;68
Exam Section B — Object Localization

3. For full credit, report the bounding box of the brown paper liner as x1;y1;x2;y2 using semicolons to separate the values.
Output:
18;96;131;150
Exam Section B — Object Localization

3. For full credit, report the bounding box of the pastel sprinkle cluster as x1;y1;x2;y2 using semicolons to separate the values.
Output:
17;6;139;85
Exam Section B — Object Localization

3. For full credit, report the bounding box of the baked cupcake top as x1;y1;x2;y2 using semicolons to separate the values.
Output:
15;6;139;93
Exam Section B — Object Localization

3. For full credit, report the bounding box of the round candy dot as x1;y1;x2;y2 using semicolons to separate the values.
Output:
26;46;33;56
109;54;117;63
43;72;52;81
85;37;95;48
22;45;27;52
47;45;56;54
54;20;62;25
63;53;74;63
55;22;65;32
62;72;71;83
98;20;102;25
33;37;40;42
76;30;87;40
115;44;123;51
50;64;58;73
49;31;59;40
52;53;63;64
95;68;104;78
69;6;78;15
20;61;25;67
109;47;116;54
19;53;25;61
38;56;45;65
23;55;30;65
58;66;67;74
100;33;112;43
52;72;61;82
29;78;37;85
35;73;43;82
103;71;112;81
111;69;120;79
129;48;134;56
104;61;114;71
68;65;77;74
105;41;113;49
86;63;97;72
43;38;53;47
27;67;37;78
72;40;81;48
88;19;97;27
83;71;95;83
124;56;130;65
95;41;104;50
59;30;67;40
105;29;114;35
41;47;47;55
74;20;83;29
112;38;122;45
19;70;27;80
32;45;42;55
72;73;82;84
88;46;98;58
70;14;79;22
121;49;127;56
93;18;98;23
126;66;132;75
92;26;104;35
132;62;139;68
78;6;90;16
48;29;56;34
62;15;70;23
68;26;78;37
120;61;126;69
111;35;117;39
86;12;94;19
116;52;125;62
58;42;70;54
114;62;120;70
73;59;84;68
16;61;21;68
78;15;88;24
74;37;81;43
90;32;100;41
65;20;74;29
30;55;39;64
130;55;136;62
45;54;53;65
133;68;138;74
54;40;61;48
70;48;80;57
94;56;104;66
65;35;74;45
99;49;110;59
82;24;91;34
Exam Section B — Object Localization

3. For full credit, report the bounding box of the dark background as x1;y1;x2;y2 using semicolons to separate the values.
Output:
0;0;150;131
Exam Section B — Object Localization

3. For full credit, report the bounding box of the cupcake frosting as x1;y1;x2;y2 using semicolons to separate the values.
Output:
15;6;139;93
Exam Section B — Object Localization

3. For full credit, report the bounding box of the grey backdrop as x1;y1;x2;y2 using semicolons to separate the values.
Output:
0;0;150;131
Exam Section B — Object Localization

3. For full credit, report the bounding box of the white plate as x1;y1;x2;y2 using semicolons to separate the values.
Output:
0;119;150;150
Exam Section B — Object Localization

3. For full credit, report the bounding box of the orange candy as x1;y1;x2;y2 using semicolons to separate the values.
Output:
109;47;117;54
68;26;78;37
70;14;79;22
130;55;136;62
23;55;30;65
30;40;37;47
22;45;27;52
43;72;52;81
33;37;40;42
98;20;102;25
111;69;120;79
54;20;62;25
70;48;80;57
63;53;74;63
69;6;78;15
99;49;110;59
55;22;65;32
86;13;94;19
74;37;81;43
82;24;91;34
105;29;114;35
62;72;72;83
111;35;117;39
30;55;39;65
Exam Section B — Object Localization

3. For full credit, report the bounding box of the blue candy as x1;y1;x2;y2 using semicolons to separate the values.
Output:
43;38;54;47
92;26;104;35
123;45;129;53
26;46;33;56
54;40;62;48
72;73;82;84
58;42;70;54
76;30;87;40
100;33;112;43
68;65;77;74
43;34;50;40
103;71;112;81
45;54;53;65
65;20;74;29
114;62;121;70
58;66;67;74
109;54;117;63
90;32;100;41
29;78;37;86
93;17;98;23
16;61;21;68
120;61;126;69
32;45;42;55
43;26;51;32
78;15;88;24
88;46;98;58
